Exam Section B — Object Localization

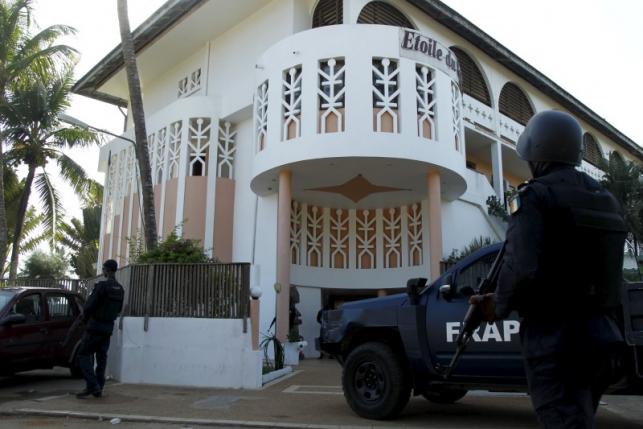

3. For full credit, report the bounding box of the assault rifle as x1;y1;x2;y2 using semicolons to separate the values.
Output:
435;243;506;379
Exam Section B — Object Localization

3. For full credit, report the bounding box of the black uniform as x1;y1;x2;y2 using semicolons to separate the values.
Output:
78;278;124;394
495;165;627;428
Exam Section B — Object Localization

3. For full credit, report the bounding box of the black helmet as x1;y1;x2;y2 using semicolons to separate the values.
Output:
102;259;118;273
516;110;583;166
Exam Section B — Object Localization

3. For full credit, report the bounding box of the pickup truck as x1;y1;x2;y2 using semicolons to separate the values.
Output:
318;243;643;419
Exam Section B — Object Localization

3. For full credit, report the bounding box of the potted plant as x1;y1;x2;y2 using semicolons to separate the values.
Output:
284;327;307;365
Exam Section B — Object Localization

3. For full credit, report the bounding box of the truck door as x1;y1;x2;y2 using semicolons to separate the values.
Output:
426;251;524;380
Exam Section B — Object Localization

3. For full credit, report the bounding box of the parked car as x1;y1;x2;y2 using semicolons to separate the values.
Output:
0;287;85;377
319;243;643;419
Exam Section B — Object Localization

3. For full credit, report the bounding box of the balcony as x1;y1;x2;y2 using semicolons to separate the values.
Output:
250;25;468;206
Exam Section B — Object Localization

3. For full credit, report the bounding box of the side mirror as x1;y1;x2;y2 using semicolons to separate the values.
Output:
406;278;427;305
439;284;454;300
1;313;27;327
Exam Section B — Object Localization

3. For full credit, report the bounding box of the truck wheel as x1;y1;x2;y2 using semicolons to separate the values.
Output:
342;342;410;419
422;387;467;404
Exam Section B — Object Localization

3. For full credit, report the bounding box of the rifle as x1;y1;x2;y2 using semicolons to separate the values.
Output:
435;243;506;379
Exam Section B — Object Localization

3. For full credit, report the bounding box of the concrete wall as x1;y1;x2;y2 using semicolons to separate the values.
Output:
107;317;262;389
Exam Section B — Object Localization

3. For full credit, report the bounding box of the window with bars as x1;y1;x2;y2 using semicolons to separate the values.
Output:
357;1;414;28
450;47;491;106
499;83;533;125
582;133;603;167
312;0;343;28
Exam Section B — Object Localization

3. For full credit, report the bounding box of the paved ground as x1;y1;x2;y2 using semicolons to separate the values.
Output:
0;360;642;428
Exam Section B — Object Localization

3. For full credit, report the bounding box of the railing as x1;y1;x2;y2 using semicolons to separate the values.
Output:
124;263;250;319
0;278;90;296
2;262;251;323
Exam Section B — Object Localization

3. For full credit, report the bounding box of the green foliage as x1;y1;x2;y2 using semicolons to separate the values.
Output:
486;189;518;223
260;330;284;372
1;68;100;251
445;236;497;265
287;326;302;342
130;230;212;264
2;166;45;275
58;206;101;278
19;249;68;279
600;154;643;242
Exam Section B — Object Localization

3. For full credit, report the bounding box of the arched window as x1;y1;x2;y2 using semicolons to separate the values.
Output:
312;0;343;28
499;83;533;125
357;1;414;28
610;151;625;164
582;133;603;167
450;47;491;106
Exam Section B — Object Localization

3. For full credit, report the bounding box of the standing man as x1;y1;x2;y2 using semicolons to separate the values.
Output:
76;259;124;399
470;111;627;428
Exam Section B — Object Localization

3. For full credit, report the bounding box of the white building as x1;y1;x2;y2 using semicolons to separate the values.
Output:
75;0;643;357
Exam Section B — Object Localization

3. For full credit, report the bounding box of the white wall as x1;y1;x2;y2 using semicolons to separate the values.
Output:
143;48;208;116
209;0;296;119
107;318;262;389
295;285;322;358
252;194;279;336
232;119;256;263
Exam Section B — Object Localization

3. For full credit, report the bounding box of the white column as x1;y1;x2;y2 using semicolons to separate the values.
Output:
158;127;169;238
399;59;416;139
491;139;504;203
175;117;190;236
301;58;317;138
204;116;220;255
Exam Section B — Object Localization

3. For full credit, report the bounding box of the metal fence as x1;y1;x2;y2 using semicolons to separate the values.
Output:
0;278;90;295
1;262;251;323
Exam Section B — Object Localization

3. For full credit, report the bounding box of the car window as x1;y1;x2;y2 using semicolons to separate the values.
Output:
455;252;498;295
46;295;76;321
0;290;16;311
10;294;43;323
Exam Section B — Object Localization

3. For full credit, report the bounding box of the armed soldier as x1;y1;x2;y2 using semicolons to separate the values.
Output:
76;259;124;399
470;111;627;428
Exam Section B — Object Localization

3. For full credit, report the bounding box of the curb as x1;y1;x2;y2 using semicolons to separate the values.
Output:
2;408;374;429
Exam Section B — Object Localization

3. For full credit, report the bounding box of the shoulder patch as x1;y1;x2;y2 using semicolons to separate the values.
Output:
508;193;521;215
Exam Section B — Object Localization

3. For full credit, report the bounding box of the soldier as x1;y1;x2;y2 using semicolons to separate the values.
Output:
470;111;627;428
76;259;124;399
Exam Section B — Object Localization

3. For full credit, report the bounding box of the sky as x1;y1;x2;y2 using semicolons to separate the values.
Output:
26;0;643;238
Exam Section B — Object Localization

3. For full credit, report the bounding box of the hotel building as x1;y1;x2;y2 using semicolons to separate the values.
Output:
74;0;643;355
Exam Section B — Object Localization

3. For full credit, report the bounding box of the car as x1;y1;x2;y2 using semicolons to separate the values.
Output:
0;287;85;377
319;243;643;420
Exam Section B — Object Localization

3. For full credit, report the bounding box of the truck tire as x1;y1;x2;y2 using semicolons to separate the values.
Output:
342;342;411;419
422;387;467;404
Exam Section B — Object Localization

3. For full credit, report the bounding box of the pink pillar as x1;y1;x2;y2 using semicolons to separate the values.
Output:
276;169;292;342
251;298;260;351
427;170;443;281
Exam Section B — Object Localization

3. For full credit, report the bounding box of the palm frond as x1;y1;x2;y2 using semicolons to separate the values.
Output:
34;170;64;247
56;153;91;196
50;126;100;148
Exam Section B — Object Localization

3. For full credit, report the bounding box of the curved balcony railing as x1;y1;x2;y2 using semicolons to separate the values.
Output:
250;25;468;202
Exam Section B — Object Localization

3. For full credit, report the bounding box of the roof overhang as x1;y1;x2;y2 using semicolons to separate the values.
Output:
405;0;643;161
72;0;207;107
73;0;643;160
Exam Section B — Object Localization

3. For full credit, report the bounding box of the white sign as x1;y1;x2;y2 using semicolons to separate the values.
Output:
446;320;520;343
399;29;460;82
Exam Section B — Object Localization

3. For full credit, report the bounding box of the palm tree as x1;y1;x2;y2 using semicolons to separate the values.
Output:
0;0;76;276
117;0;157;249
2;165;46;276
1;69;98;278
59;206;101;278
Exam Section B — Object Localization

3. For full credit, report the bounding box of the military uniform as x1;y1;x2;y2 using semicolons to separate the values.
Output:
77;268;124;397
480;110;629;428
